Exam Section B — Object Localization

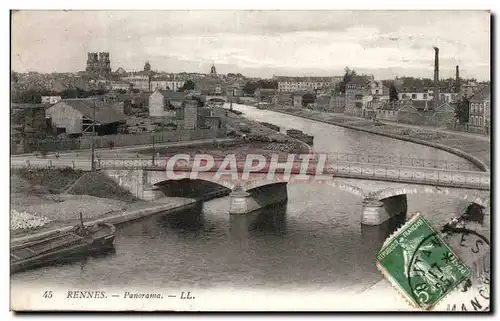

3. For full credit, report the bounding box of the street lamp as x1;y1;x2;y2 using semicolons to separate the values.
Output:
151;130;156;166
90;99;96;171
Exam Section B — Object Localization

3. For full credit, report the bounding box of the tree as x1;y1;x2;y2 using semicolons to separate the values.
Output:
183;80;195;91
389;84;399;101
302;93;316;107
335;67;357;94
454;95;470;124
243;81;258;95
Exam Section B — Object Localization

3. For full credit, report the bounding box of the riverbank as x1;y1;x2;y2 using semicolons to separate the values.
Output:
266;107;490;171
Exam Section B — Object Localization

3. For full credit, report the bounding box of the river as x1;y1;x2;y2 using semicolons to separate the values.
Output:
11;104;484;309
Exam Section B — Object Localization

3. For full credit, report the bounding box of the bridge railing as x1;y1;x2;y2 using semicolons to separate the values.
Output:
11;158;489;190
327;163;490;190
94;154;477;171
327;153;477;171
11;159;93;170
94;158;490;190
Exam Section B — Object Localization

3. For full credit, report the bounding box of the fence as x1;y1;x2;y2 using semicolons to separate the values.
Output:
11;128;225;154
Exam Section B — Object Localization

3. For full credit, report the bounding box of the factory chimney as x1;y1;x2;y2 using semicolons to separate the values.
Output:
433;47;440;102
455;65;460;93
433;47;439;84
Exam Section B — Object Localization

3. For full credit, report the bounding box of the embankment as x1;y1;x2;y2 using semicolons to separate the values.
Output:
269;108;489;172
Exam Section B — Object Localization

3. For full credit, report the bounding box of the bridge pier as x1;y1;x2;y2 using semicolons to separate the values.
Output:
229;189;252;214
229;182;288;215
361;194;408;226
361;199;390;226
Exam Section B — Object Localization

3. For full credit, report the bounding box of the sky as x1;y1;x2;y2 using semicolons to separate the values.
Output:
11;10;491;80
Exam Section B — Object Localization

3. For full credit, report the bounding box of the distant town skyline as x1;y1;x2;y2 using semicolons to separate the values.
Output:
12;10;490;80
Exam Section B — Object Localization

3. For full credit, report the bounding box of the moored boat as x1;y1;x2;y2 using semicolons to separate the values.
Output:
286;129;314;146
11;214;116;274
260;122;280;132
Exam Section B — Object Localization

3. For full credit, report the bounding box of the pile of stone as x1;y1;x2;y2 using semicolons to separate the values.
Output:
11;209;51;231
263;142;297;152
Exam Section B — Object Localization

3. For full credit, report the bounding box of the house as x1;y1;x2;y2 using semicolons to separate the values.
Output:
396;103;425;125
255;88;277;103
292;90;311;109
430;102;456;128
272;92;293;106
148;89;188;117
328;94;345;113
313;95;331;111
468;85;490;133
344;76;374;117
45;98;127;136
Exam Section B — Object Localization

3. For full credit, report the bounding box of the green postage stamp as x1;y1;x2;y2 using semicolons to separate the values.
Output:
376;213;471;310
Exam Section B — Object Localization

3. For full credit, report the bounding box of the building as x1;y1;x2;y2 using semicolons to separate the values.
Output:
292;90;312;109
329;94;345;113
121;75;150;91
274;76;343;93
430;102;456;128
272;92;293;106
344;75;383;117
86;52;111;79
110;81;132;91
11;103;50;138
468;85;491;133
397;88;458;103
210;64;217;78
45;98;127;136
150;75;186;92
255;89;277;103
41;96;62;104
148;89;189;118
183;100;200;129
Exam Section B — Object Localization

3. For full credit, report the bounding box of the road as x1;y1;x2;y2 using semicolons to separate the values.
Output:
10;138;235;160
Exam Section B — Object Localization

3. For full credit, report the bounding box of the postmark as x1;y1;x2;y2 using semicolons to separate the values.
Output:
433;213;490;311
376;213;471;310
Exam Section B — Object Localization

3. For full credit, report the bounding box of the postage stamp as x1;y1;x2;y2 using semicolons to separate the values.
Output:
376;213;471;310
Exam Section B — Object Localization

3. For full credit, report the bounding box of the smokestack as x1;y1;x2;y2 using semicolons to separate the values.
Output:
433;47;439;84
433;47;440;102
455;65;460;93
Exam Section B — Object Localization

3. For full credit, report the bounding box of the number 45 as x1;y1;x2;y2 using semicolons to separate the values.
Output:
43;291;53;298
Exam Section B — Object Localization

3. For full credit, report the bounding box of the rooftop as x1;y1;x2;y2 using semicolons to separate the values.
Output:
469;85;490;102
55;99;127;124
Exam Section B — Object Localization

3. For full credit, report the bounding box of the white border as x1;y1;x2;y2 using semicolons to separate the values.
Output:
3;1;498;319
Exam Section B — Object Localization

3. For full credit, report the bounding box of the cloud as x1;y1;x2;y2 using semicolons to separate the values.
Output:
11;10;490;80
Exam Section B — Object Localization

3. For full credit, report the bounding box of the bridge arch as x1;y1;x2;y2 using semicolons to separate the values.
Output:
244;177;366;199
371;185;489;208
153;177;237;191
206;97;227;103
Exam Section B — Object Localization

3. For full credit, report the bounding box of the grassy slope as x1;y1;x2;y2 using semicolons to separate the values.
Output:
12;168;137;202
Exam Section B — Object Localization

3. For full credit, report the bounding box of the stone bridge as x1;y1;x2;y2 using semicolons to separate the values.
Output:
99;157;489;226
12;156;490;226
205;96;227;103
